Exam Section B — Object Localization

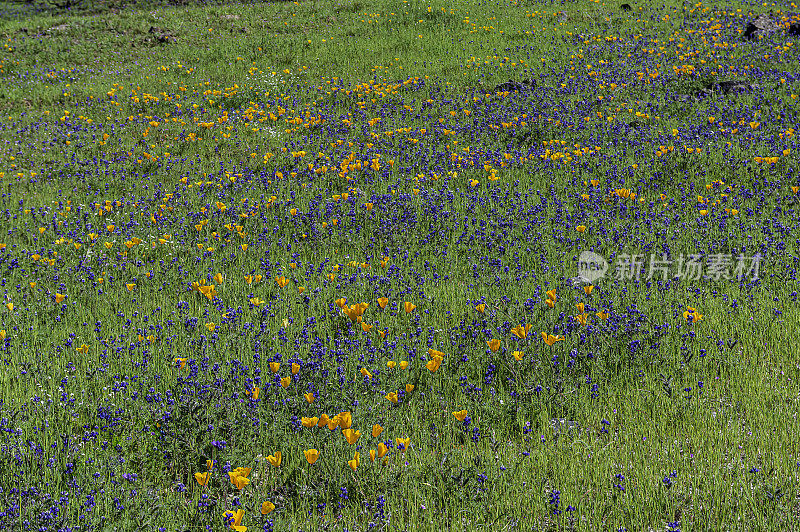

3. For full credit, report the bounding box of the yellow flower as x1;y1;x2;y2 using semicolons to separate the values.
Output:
360;367;373;378
399;361;409;370
396;437;410;451
546;289;557;302
377;442;389;458
404;301;416;313
335;297;347;309
387;360;396;368
453;410;468;422
229;469;250;490
280;376;291;388
194;471;210;486
205;322;215;332
378;297;389;309
343;429;361;445
269;362;280;373
406;384;415;393
126;283;135;292
304;449;320;464
576;225;586;233
386;391;399;403
370;449;377;462
545;299;555;308
292;363;300;374
596;310;610;321
261;501;275;515
55;293;66;303
223;508;247;531
361;322;373;333
426;354;443;372
207;460;215;470
174;358;187;369
348;451;360;471
541;332;564;346
0;330;5;340
318;414;330;427
372;424;384;438
487;339;501;352
304;392;315;403
302;416;319;428
683;306;703;323
247;387;259;400
338;411;353;429
266;452;281;468
475;303;486;313
510;324;532;340
512;350;524;361
327;415;340;430
584;285;594;295
576;303;585;313
275;275;289;288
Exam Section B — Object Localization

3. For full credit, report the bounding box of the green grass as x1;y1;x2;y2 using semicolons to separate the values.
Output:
0;0;799;530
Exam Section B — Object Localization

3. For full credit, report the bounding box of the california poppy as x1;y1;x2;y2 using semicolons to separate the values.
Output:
487;339;501;352
194;471;210;486
280;376;291;388
269;362;280;373
304;392;315;403
396;437;411;451
304;449;320;464
404;301;416;313
292;363;300;374
541;332;564;346
377;442;389;458
348;451;360;471
510;324;532;340
360;367;373;379
338;412;353;429
343;429;361;445
512;350;524;361
223;509;247;531
584;285;594;295
405;384;415;393
453;410;467;422
261;501;275;515
475;303;486;313
546;289;556;302
386;391;399;403
327;415;340;430
372;424;384;438
266;452;281;467
378;297;388;309
545;299;555;308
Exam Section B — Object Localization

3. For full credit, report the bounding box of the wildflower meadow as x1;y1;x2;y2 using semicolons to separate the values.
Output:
0;0;799;529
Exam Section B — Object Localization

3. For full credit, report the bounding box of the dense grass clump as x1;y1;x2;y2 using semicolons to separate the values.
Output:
0;0;799;529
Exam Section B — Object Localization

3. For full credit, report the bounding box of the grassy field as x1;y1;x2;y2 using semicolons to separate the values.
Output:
0;0;799;529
